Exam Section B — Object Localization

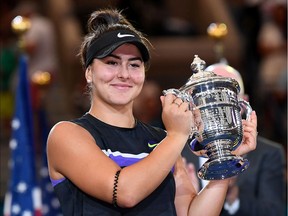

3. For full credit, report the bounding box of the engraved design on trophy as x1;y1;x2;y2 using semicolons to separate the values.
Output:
163;55;252;180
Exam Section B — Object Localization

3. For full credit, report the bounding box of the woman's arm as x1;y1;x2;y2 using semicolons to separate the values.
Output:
174;111;258;216
47;94;194;208
174;156;230;216
174;156;197;216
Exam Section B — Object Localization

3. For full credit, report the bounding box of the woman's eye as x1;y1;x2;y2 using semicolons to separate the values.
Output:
129;60;142;68
107;60;118;65
130;63;140;68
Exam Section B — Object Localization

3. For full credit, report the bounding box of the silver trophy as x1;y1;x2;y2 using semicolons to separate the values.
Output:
163;55;252;180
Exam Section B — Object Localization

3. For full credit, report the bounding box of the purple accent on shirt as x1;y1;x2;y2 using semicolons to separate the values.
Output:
189;138;204;151
171;166;175;173
110;153;175;173
50;177;66;187
110;154;142;167
189;139;198;151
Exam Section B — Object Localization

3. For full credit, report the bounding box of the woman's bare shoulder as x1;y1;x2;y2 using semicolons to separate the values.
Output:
47;120;94;149
47;120;99;179
49;120;89;135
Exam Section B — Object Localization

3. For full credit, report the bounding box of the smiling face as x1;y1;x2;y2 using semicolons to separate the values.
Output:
86;43;146;108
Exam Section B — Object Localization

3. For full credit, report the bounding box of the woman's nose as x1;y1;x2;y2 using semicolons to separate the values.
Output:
117;65;130;79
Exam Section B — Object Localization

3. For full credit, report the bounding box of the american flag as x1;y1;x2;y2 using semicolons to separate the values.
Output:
38;109;62;216
3;55;42;216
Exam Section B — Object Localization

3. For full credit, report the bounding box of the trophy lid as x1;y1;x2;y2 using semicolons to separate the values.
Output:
179;55;240;93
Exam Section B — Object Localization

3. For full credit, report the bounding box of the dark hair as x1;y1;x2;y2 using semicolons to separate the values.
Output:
79;9;152;69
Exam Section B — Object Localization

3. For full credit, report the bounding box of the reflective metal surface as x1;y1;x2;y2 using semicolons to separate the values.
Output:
163;55;252;180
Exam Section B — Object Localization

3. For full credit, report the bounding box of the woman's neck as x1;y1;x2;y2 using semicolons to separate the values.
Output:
88;103;136;128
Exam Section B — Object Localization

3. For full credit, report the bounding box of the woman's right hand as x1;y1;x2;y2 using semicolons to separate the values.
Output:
160;93;193;138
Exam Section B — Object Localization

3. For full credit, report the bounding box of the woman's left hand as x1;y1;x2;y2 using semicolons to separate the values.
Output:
232;110;257;156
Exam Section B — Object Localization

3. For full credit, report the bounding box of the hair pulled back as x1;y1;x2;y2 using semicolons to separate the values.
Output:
79;9;151;69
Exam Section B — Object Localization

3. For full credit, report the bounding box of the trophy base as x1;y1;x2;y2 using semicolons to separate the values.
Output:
198;156;249;180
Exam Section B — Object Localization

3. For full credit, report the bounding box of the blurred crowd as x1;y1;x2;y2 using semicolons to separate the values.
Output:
0;0;287;214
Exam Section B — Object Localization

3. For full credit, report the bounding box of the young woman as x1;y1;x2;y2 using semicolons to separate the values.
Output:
47;9;258;216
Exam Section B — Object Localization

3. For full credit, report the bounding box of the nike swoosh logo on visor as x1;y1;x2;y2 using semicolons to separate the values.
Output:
148;142;158;148
117;33;135;38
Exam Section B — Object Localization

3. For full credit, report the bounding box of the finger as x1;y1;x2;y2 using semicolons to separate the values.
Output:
243;133;257;151
243;115;258;138
247;111;257;129
173;97;184;106
172;98;191;113
243;125;257;142
250;111;257;124
242;121;256;133
191;149;208;157
193;108;202;125
187;162;196;172
179;101;190;111
160;95;165;104
161;94;176;107
193;107;200;118
182;157;187;165
242;125;257;149
172;101;181;106
243;112;257;131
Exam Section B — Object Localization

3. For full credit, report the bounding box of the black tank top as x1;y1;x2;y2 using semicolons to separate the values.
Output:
53;113;177;216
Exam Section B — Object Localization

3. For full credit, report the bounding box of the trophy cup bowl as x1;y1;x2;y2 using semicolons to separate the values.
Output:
163;55;252;180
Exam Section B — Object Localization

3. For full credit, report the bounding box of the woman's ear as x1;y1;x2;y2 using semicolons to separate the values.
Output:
85;66;92;83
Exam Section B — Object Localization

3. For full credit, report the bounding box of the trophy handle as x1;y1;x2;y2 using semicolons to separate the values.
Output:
238;99;252;121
